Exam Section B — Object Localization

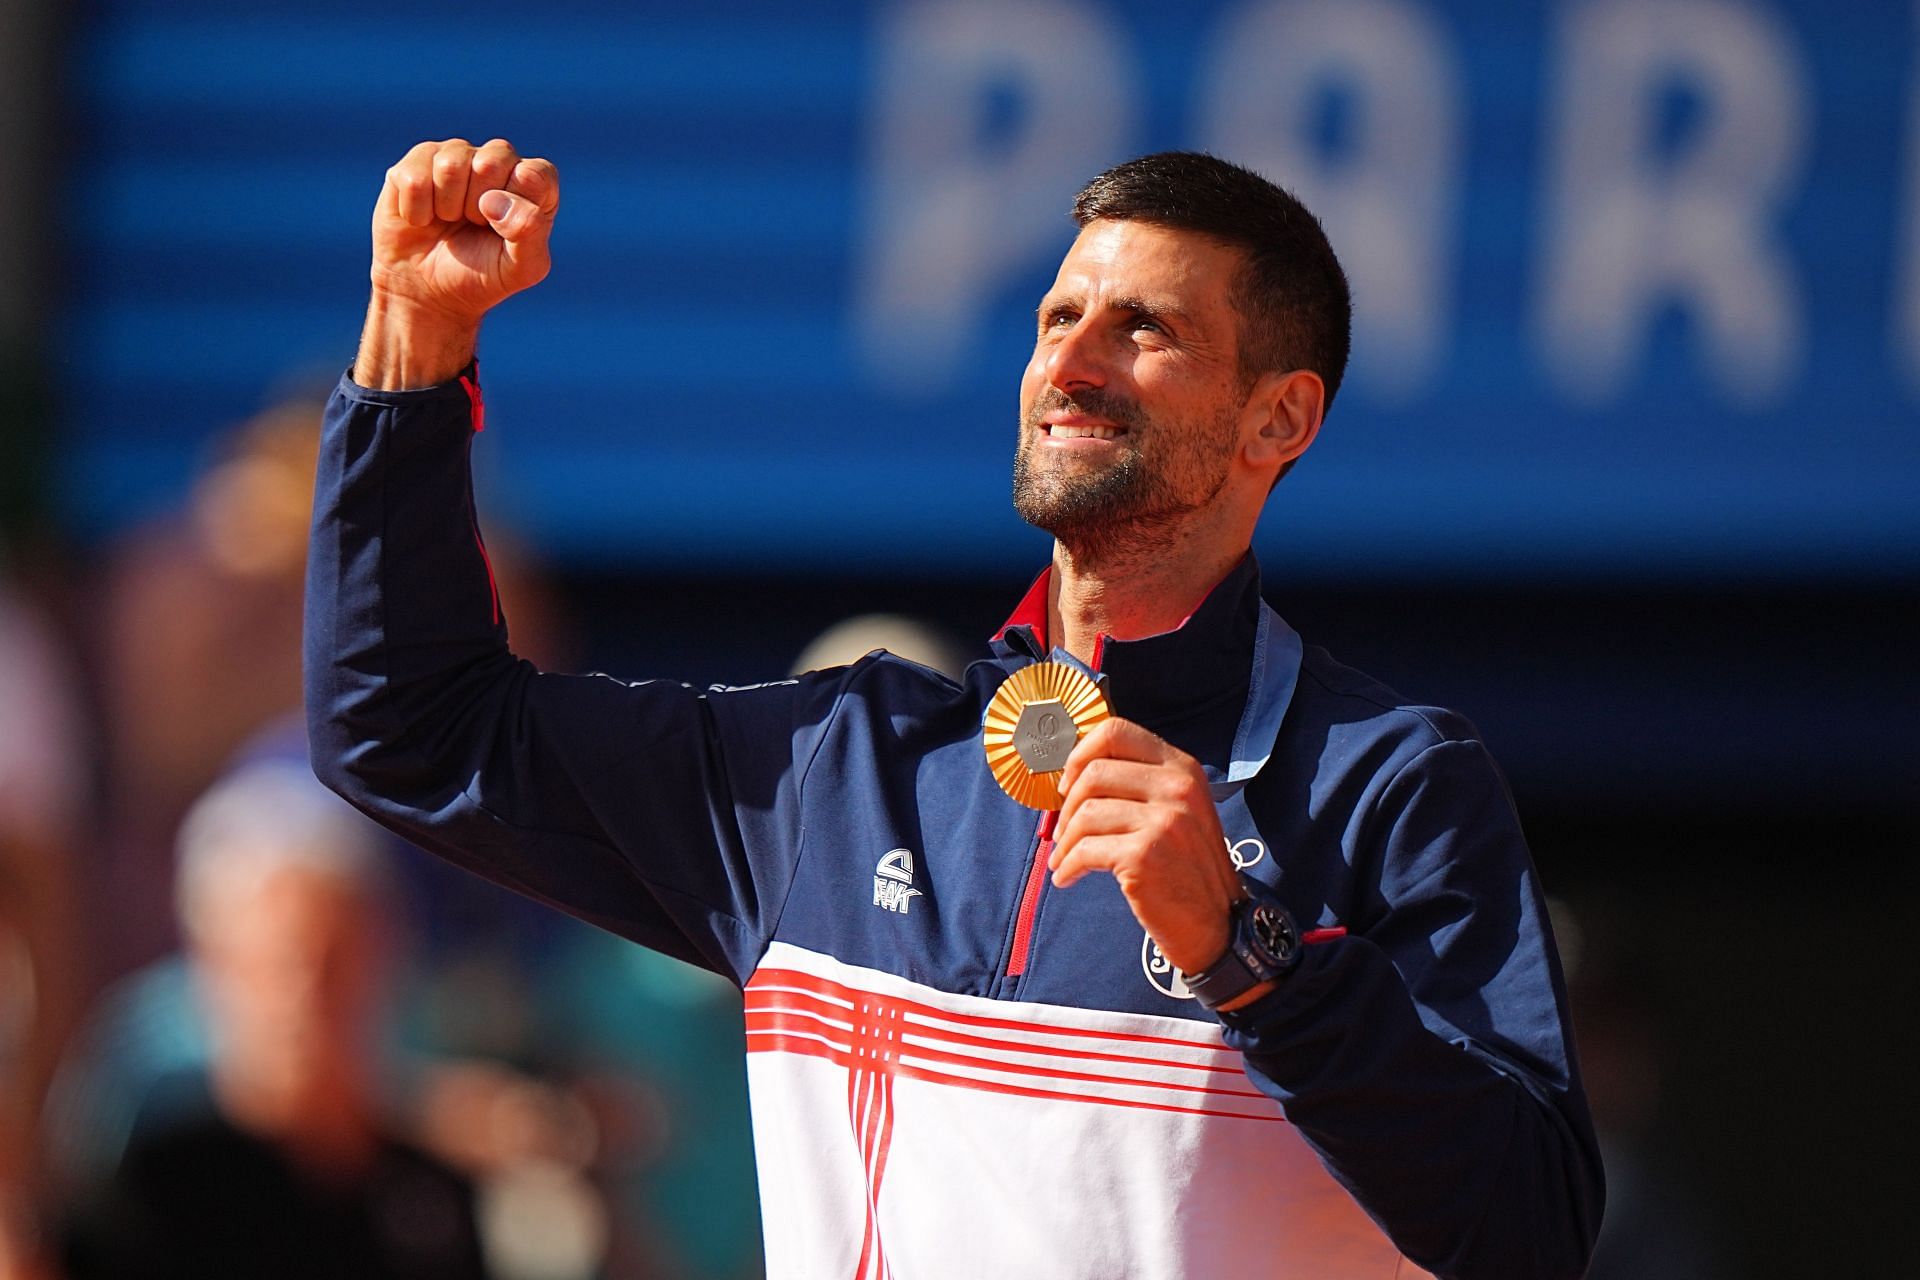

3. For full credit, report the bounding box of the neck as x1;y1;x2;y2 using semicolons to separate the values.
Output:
214;1056;380;1178
1046;529;1250;664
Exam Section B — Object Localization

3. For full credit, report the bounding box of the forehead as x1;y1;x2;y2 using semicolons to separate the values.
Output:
1044;219;1246;314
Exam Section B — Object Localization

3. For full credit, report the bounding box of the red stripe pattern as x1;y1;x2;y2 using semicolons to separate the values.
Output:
456;371;501;627
745;967;1283;1125
844;993;901;1280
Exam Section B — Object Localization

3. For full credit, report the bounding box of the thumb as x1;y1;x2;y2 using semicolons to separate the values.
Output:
478;188;540;240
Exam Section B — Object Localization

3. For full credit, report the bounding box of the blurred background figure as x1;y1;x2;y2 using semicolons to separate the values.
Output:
791;612;973;681
87;394;568;985
47;373;748;1279
87;397;331;980
54;758;492;1280
0;564;86;1280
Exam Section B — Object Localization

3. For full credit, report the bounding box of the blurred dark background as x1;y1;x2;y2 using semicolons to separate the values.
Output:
1;1;1915;1277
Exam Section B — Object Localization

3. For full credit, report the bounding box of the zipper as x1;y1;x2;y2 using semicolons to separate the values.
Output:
1002;633;1107;984
1003;809;1057;978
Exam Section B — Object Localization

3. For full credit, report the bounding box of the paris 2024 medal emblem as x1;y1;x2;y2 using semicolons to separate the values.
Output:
981;661;1111;810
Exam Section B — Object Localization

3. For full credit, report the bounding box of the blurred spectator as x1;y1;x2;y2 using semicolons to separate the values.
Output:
0;568;87;1280
88;394;567;981
89;398;324;976
790;611;972;681
55;759;491;1280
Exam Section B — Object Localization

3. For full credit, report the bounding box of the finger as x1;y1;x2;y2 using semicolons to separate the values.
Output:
1050;833;1139;890
1049;795;1146;871
1058;717;1176;794
477;189;544;241
505;156;561;215
466;138;520;225
431;138;477;225
1055;757;1165;837
387;140;441;228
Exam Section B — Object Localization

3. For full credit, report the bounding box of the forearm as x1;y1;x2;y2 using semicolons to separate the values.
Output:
351;292;481;390
1224;937;1603;1280
304;370;506;802
302;375;676;951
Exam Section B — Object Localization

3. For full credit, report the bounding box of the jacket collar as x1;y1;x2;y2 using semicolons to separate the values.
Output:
987;554;1302;799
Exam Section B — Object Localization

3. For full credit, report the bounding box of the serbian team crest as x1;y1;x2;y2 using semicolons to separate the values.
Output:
1141;933;1194;1000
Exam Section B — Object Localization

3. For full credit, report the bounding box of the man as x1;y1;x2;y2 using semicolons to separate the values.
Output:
59;760;490;1280
308;140;1603;1278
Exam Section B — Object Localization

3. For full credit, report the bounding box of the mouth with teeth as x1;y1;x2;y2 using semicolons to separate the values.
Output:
1044;420;1127;442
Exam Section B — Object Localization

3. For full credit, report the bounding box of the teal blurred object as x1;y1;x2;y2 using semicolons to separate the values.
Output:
41;959;207;1190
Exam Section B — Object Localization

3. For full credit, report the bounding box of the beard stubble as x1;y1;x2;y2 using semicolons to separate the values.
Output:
1011;386;1239;564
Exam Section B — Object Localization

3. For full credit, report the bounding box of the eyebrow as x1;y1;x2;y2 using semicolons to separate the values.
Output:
1035;293;1191;325
1109;294;1188;325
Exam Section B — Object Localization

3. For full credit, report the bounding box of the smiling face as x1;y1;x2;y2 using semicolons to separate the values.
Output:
1013;219;1259;549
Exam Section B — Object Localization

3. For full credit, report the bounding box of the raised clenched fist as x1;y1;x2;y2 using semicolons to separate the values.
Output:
354;139;560;389
371;137;559;322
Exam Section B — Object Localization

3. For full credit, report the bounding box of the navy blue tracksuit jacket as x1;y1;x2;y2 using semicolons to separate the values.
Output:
306;371;1602;1279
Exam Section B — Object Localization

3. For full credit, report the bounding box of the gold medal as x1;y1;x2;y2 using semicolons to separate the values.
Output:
982;661;1111;809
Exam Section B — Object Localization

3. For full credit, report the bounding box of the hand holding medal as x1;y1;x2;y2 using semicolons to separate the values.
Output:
981;661;1112;809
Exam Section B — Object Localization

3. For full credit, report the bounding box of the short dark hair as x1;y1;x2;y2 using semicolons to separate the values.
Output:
1071;152;1352;413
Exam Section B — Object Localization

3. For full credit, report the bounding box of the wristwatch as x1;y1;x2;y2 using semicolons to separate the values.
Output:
1184;876;1301;1013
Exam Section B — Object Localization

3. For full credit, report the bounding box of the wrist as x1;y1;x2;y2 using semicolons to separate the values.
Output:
1212;978;1279;1014
353;289;482;390
1183;877;1301;1014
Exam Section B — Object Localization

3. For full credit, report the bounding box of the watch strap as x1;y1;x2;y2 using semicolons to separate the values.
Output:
1185;878;1301;1012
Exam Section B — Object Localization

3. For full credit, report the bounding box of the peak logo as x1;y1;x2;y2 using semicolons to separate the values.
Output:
872;848;924;914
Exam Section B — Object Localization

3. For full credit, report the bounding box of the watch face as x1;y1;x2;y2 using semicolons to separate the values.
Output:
1249;902;1298;966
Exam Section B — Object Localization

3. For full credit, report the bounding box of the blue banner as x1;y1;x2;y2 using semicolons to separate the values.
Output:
60;0;1920;580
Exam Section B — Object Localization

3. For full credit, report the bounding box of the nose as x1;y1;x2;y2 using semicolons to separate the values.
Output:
1042;318;1108;395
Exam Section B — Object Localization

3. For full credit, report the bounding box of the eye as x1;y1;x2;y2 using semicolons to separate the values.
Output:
1037;308;1079;341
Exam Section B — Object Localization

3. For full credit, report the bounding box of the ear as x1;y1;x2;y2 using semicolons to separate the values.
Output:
1239;369;1324;473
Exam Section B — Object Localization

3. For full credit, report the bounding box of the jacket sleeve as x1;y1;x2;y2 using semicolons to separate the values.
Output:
1223;736;1604;1280
303;369;842;983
